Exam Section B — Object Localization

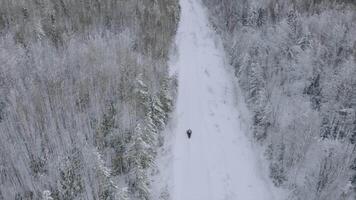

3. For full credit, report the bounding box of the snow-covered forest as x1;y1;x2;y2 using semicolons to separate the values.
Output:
202;0;356;199
1;0;356;199
0;0;179;199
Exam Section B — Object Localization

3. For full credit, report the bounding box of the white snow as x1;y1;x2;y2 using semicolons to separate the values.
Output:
154;0;278;199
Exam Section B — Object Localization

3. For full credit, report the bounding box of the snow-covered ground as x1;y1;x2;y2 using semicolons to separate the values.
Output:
153;0;278;199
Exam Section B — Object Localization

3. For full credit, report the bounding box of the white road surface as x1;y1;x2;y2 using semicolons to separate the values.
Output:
165;0;275;199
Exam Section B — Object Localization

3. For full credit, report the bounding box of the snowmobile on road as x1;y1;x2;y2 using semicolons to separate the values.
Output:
186;129;192;139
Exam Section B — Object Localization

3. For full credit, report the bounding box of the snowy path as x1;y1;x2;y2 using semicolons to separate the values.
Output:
166;0;274;200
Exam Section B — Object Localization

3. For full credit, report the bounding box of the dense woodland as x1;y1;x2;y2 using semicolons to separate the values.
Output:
1;0;356;199
0;0;180;199
202;0;356;199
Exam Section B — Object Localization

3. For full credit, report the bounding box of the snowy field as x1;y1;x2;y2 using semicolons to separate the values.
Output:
152;0;280;199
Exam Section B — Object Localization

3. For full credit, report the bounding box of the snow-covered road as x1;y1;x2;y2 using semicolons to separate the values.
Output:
166;0;274;199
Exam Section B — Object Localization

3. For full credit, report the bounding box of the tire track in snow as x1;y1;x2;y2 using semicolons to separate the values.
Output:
168;0;275;199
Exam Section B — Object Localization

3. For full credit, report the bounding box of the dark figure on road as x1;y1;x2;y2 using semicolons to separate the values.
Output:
186;129;192;139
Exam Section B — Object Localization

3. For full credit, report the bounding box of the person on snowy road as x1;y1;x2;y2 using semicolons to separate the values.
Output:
186;129;192;139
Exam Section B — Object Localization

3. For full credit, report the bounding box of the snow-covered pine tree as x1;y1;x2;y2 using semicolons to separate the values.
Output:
268;143;287;186
144;109;159;152
151;95;169;147
158;78;174;117
92;149;116;200
135;74;151;115
151;96;166;131
129;163;150;200
248;61;270;142
126;124;153;200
